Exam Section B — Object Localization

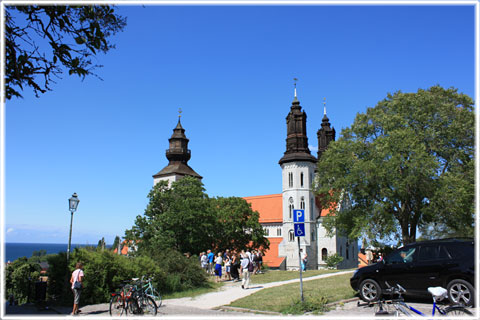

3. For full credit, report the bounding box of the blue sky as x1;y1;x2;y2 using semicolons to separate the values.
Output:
3;3;476;244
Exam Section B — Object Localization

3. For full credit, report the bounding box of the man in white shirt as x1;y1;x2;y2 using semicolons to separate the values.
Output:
240;254;251;289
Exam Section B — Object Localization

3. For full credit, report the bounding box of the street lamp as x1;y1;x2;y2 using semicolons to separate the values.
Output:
67;193;80;261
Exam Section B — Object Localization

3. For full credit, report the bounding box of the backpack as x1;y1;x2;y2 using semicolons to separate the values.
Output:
247;260;254;272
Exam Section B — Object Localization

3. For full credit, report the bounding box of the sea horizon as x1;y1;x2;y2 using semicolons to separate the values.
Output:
4;242;113;263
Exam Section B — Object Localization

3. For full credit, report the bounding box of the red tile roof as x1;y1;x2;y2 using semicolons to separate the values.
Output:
243;194;283;223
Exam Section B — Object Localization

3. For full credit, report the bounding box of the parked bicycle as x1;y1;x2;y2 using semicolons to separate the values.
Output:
136;276;162;308
358;282;473;317
109;280;157;316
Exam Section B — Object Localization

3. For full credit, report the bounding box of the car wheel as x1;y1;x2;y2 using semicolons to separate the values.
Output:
447;279;475;307
359;279;381;302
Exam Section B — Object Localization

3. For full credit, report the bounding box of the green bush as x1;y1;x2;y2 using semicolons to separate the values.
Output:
46;247;208;305
5;257;41;304
325;253;344;269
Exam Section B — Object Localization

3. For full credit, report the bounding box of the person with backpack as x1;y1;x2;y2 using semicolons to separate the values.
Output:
70;262;84;315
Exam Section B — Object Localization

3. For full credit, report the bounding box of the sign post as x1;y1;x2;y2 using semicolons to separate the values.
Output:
293;209;305;302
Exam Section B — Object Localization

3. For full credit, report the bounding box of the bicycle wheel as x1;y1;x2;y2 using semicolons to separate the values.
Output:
139;296;157;315
444;306;473;316
109;295;125;317
153;288;162;307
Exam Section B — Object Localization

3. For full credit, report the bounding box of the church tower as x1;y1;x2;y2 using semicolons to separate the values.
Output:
153;111;202;186
278;80;318;269
317;99;336;159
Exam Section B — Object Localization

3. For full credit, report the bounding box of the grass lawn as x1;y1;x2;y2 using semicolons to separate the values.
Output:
228;272;356;314
163;279;223;299
250;268;352;284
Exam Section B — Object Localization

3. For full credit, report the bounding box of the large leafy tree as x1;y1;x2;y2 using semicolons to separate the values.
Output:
5;5;126;99
212;197;269;253
316;86;474;245
126;177;217;255
125;176;269;255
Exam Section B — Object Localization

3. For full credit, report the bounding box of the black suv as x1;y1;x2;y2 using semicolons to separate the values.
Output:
350;239;475;306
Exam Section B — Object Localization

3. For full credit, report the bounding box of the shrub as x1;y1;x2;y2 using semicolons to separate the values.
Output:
46;247;208;305
5;257;41;304
325;253;344;269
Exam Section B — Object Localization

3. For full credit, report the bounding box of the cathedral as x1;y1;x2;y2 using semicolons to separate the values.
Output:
153;89;358;270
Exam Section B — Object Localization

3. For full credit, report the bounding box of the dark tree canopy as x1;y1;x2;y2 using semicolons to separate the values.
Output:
125;176;268;255
316;86;474;246
5;5;126;99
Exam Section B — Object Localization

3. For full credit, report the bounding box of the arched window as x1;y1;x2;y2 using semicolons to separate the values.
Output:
340;246;343;257
300;197;305;210
300;172;304;187
277;228;282;236
288;230;295;242
346;246;349;259
311;231;315;241
288;172;293;188
322;248;328;260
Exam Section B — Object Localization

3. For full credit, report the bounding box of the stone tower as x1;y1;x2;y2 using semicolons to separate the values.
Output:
278;83;318;269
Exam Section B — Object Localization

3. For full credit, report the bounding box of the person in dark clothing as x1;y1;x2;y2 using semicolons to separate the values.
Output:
230;254;240;281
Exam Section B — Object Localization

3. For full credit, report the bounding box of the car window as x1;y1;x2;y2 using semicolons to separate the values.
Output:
444;243;473;259
418;245;438;261
438;245;451;259
385;247;416;264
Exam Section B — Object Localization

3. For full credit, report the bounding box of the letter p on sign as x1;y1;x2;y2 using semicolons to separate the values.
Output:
293;209;305;222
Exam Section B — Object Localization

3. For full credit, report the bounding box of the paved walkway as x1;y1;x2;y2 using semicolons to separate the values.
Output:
4;270;354;317
164;270;354;310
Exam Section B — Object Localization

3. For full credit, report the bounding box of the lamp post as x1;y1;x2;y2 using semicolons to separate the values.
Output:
67;193;80;261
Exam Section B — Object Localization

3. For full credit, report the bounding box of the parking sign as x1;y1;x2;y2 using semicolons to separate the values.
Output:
293;209;305;222
294;223;305;237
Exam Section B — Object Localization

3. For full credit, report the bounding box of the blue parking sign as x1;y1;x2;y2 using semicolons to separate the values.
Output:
294;223;305;237
293;209;305;222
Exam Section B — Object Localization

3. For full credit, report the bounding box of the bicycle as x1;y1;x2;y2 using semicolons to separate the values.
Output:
133;276;162;308
131;277;158;315
358;282;473;317
109;280;157;316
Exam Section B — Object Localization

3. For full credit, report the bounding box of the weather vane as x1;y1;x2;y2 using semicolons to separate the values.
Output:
323;98;327;115
178;107;182;119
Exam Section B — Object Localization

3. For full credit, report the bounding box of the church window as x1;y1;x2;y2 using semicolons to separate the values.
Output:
340;246;343;257
311;231;315;241
346;246;349;259
288;198;294;219
277;228;282;236
300;172;304;187
288;172;293;188
310;198;314;220
288;230;295;242
300;197;305;210
322;248;328;261
264;228;269;236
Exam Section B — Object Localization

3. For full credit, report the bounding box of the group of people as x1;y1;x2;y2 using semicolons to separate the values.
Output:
199;249;263;289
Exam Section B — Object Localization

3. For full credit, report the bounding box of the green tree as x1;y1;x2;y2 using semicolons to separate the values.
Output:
112;235;121;252
5;5;126;99
125;177;217;255
125;177;269;255
212;197;269;253
5;257;41;304
325;253;344;269
316;86;474;245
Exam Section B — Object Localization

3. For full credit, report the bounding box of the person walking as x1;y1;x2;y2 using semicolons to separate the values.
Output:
70;262;84;316
230;254;240;281
224;254;232;281
200;252;208;272
240;254;251;289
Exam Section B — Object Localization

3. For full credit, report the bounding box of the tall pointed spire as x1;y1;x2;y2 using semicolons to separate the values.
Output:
317;98;336;160
279;79;316;165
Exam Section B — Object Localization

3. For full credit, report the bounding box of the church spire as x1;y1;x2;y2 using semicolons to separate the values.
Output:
317;98;336;160
279;79;317;166
153;110;202;182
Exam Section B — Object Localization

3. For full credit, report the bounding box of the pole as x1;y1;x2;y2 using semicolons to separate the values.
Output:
297;237;304;302
67;211;74;261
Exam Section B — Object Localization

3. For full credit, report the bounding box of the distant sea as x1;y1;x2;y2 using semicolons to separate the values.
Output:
4;243;105;263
